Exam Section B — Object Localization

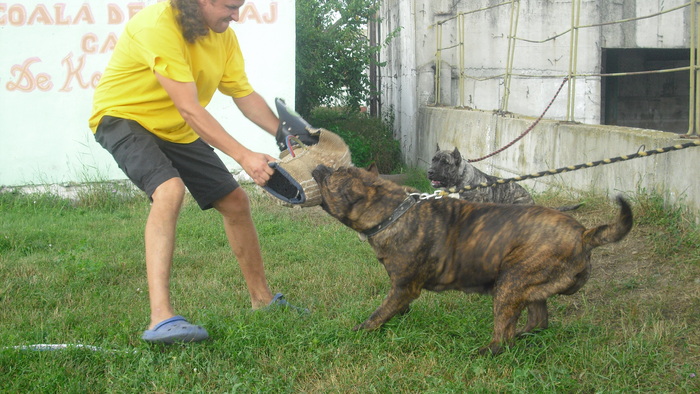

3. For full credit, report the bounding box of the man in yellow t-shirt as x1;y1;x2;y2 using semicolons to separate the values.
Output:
89;0;305;344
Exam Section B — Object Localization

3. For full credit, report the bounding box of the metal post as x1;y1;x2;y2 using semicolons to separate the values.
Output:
567;0;581;122
694;0;700;136
369;13;378;117
435;22;442;105
459;13;465;107
503;0;520;112
689;0;696;135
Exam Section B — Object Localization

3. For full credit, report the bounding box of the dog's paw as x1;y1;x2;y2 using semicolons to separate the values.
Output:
397;305;411;316
478;343;504;356
353;320;381;331
353;321;373;331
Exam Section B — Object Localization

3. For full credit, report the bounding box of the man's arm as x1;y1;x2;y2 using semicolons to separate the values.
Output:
233;91;279;137
155;72;275;186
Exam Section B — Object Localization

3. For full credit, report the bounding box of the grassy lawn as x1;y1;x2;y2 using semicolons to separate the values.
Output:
0;182;698;392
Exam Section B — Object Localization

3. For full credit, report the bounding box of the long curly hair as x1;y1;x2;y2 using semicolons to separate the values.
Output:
171;0;209;43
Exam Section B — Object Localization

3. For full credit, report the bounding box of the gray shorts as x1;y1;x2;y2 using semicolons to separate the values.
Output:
94;115;239;210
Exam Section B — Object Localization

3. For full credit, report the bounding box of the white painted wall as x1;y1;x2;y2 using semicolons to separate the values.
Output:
0;0;295;187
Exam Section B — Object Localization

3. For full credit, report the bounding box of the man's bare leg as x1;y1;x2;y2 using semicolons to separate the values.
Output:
214;187;274;309
145;177;185;329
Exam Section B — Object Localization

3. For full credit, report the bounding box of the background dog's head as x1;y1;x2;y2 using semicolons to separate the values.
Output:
427;147;464;188
428;147;486;189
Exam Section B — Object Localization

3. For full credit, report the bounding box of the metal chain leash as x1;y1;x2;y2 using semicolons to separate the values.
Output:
468;77;570;163
448;140;700;193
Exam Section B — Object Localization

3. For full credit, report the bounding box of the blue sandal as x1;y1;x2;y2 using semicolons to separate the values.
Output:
265;293;310;314
141;315;209;344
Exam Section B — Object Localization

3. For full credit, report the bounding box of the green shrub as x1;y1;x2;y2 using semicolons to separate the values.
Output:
308;107;403;173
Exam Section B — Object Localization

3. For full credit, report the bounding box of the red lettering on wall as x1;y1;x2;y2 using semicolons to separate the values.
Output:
6;58;53;92
127;3;145;19
80;33;119;54
101;33;118;53
81;33;99;54
60;53;100;92
239;4;261;24
263;3;278;24
55;4;71;25
4;4;26;26
27;4;52;25
73;4;94;24
0;3;97;25
108;4;124;24
239;2;278;24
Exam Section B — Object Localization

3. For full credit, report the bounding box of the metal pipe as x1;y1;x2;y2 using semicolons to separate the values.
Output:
694;1;700;135
459;13;465;107
689;0;696;135
567;0;581;121
435;22;442;105
503;0;519;112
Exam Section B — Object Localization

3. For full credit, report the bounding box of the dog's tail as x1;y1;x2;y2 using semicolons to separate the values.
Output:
555;203;584;212
582;195;633;249
554;202;583;212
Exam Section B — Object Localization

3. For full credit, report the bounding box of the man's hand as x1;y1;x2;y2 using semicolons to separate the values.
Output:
239;150;277;186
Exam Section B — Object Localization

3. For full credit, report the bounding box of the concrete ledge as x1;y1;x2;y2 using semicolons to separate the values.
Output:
415;106;700;221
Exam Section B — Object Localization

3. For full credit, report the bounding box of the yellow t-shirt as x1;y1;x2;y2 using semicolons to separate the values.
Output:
89;1;254;143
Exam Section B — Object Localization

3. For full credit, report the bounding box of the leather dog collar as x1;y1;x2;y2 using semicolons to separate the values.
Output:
360;194;420;239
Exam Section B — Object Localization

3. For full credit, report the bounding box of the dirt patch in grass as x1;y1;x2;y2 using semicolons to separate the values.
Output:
538;194;700;360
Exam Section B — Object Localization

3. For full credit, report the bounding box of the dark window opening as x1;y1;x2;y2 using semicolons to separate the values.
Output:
601;48;689;134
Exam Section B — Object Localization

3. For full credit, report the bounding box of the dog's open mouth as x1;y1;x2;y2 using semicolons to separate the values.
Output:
430;180;444;188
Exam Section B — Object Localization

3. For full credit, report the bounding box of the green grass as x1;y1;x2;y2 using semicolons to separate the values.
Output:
0;183;698;392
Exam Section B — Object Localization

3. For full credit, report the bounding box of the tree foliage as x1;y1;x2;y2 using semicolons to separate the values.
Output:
295;0;382;117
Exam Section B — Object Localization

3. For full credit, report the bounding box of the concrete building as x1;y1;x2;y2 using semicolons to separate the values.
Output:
376;0;700;219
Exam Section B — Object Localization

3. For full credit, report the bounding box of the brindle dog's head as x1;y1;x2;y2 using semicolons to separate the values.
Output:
427;147;464;189
312;165;373;231
311;165;404;233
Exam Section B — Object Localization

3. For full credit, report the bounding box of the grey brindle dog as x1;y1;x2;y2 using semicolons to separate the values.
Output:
428;147;535;204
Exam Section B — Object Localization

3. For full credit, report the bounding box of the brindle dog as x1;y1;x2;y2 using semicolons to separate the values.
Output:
312;164;633;355
428;147;535;204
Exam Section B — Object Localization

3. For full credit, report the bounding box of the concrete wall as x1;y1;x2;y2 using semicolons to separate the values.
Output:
415;107;700;221
378;0;698;219
380;0;690;123
379;0;693;156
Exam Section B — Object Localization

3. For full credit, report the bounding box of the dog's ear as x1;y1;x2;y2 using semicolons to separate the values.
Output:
451;147;462;165
436;144;441;152
366;163;380;176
